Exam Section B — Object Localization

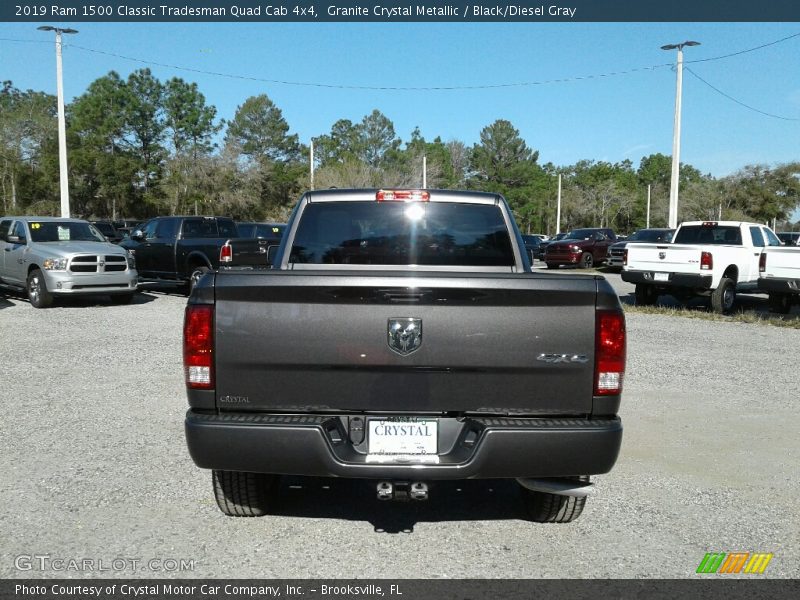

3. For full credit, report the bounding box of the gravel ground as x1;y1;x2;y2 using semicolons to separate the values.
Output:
0;282;797;579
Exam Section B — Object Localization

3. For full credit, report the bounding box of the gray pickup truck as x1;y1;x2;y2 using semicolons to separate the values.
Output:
0;216;138;308
184;189;626;522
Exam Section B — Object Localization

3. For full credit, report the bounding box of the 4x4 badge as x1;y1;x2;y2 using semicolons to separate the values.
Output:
388;318;422;356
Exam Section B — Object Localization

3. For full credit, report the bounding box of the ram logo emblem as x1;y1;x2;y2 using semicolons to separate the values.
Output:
659;252;666;260
388;318;422;356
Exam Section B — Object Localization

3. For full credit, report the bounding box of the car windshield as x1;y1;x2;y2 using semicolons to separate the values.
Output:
563;229;596;241
29;221;107;243
93;223;115;236
628;229;673;242
290;201;514;266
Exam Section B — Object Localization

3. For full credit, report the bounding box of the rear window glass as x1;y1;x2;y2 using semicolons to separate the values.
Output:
256;224;285;238
628;229;673;242
673;225;742;245
290;201;514;266
237;223;256;237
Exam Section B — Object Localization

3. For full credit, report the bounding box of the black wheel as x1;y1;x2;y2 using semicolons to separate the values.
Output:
546;262;558;269
768;292;791;314
27;268;54;308
520;476;589;523
711;277;736;314
212;470;277;517
110;293;135;305
187;265;210;295
634;283;657;306
580;252;594;269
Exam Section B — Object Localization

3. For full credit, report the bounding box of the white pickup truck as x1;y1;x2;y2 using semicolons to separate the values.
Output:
758;246;800;314
621;221;782;313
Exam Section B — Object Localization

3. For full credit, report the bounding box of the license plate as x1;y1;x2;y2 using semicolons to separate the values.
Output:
654;272;669;282
367;419;438;457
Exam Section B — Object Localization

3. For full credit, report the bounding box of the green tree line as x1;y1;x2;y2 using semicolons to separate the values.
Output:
2;70;799;231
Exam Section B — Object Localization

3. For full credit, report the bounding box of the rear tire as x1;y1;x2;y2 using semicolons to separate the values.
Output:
634;283;657;306
768;292;791;314
520;476;589;523
212;470;277;517
546;263;558;269
27;268;54;309
580;252;594;269
711;277;736;314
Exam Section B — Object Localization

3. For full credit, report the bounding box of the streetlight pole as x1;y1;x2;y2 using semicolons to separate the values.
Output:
38;26;78;218
661;40;700;229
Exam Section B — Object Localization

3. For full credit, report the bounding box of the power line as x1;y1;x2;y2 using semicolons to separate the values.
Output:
66;43;673;90
687;31;800;64
685;67;800;121
1;30;799;91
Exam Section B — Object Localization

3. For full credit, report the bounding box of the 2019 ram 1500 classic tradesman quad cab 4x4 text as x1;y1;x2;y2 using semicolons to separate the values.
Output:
0;217;138;308
622;221;783;314
184;189;626;523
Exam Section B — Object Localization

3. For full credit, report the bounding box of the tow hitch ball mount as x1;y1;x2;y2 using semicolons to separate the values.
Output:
377;481;429;501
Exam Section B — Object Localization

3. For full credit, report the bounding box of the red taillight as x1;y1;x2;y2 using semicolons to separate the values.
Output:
700;251;713;271
595;310;626;396
759;252;766;273
623;248;628;266
376;189;430;202
184;305;214;389
220;241;232;263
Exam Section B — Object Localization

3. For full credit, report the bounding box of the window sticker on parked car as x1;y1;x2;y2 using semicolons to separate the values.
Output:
31;223;41;230
57;226;70;241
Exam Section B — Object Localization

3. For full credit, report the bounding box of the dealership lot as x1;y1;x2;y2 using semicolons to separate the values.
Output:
0;284;797;578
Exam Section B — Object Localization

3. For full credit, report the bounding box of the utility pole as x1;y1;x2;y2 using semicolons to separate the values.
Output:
38;26;78;218
646;184;651;228
422;155;427;188
556;173;562;234
661;40;700;229
310;140;315;190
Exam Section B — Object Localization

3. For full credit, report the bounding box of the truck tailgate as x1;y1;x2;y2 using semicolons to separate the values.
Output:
763;247;800;280
212;271;601;416
626;243;703;274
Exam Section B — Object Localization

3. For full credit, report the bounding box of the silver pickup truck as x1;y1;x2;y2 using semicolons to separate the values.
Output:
0;216;138;308
184;189;626;523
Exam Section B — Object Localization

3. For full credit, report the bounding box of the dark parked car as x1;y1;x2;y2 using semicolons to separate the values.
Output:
520;234;542;264
537;232;568;260
777;232;800;246
606;228;675;271
544;228;617;269
90;221;123;244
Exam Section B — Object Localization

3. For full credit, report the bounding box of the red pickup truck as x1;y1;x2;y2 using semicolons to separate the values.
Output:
544;228;617;269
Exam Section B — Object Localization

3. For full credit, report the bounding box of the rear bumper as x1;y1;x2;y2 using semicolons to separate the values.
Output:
185;410;623;480
758;276;800;295
621;270;713;289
